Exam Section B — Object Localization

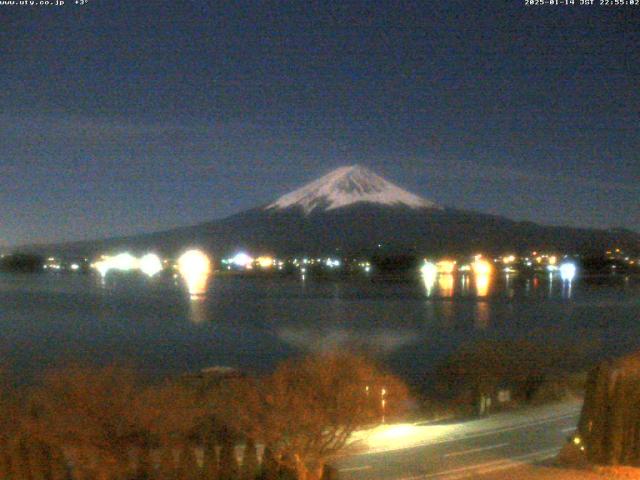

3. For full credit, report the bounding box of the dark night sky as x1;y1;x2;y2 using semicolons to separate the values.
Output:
1;1;638;247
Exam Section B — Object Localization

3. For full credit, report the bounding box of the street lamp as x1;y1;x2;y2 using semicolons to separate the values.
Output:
381;387;387;424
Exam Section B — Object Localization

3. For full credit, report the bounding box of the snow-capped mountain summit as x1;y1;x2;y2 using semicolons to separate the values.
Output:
266;165;439;214
39;166;639;258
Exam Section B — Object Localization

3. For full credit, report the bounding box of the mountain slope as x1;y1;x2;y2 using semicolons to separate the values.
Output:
19;166;639;258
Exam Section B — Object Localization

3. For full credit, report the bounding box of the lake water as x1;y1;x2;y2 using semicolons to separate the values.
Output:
1;271;639;387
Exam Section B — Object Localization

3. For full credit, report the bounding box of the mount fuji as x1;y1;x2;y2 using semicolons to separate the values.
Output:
27;165;639;257
265;165;439;214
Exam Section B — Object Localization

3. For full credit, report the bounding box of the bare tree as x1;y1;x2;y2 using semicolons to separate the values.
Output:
27;364;149;480
21;363;209;480
211;352;409;480
177;445;200;480
218;428;239;480
240;438;259;480
6;353;408;480
201;442;219;480
258;446;278;480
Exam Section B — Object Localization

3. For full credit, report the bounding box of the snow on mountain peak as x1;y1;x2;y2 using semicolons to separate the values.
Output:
266;165;439;214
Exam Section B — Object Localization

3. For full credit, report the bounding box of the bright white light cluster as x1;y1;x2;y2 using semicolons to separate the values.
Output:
421;261;438;295
471;257;492;276
92;252;164;278
420;261;438;280
421;257;495;297
229;252;253;268
560;262;577;282
326;258;341;268
256;256;275;268
139;253;163;277
178;249;211;298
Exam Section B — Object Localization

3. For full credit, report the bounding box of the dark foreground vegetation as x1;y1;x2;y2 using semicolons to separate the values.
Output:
0;352;408;480
578;351;640;466
431;338;589;418
0;254;44;273
0;338;595;480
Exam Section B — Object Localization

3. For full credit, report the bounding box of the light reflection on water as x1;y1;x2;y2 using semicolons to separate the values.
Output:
437;274;454;298
276;326;419;352
421;270;436;296
0;272;638;382
460;274;471;295
188;297;209;325
504;274;515;299
475;301;490;330
418;270;575;302
475;273;490;297
562;280;574;300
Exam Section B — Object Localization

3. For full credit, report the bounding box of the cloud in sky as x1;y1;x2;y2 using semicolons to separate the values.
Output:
0;112;637;247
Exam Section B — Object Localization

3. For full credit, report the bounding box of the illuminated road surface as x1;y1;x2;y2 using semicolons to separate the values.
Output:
336;401;581;480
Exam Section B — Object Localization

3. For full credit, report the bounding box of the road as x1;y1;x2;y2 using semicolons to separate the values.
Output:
336;400;582;480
